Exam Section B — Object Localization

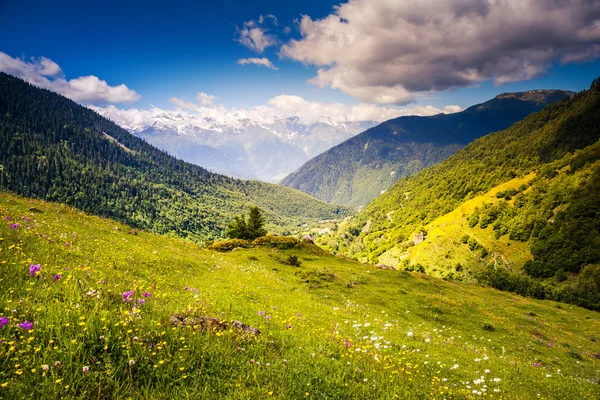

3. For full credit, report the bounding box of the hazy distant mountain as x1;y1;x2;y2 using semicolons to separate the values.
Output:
281;90;575;207
107;112;377;183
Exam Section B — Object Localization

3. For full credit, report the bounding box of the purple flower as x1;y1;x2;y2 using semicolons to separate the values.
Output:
29;264;41;277
23;217;30;223
4;216;11;221
137;298;146;305
295;313;302;317
258;311;265;316
18;320;33;330
122;290;135;303
345;338;351;348
548;342;553;348
10;223;21;230
53;274;62;281
533;362;540;367
142;291;151;298
0;317;9;329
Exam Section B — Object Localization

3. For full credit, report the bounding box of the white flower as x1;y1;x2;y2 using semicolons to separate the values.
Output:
129;359;135;366
42;365;49;371
407;331;414;337
451;364;460;370
82;366;89;373
484;369;490;373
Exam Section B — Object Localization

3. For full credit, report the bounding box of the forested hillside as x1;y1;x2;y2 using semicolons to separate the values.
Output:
282;90;573;207
317;78;600;308
0;73;351;241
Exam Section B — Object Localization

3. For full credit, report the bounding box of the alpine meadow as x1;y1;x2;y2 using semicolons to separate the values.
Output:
1;1;600;399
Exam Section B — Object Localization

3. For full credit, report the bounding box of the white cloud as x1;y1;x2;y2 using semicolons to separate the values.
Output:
235;15;279;53
236;26;277;53
280;0;600;104
0;52;140;104
197;92;216;107
237;57;278;70
92;93;461;132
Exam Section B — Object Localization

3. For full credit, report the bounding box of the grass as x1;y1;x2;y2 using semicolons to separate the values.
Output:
0;192;599;399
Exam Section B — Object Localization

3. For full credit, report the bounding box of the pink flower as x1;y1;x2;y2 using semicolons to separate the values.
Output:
82;366;89;373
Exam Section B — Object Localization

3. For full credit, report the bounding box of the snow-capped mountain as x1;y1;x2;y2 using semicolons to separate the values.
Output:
96;108;377;182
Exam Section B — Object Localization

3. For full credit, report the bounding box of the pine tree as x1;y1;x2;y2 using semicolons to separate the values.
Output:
226;215;248;240
247;206;267;239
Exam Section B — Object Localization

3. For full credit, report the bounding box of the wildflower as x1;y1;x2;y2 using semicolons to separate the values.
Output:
29;264;41;277
42;365;49;371
122;290;135;303
344;338;351;348
0;317;9;329
18;320;33;330
129;360;135;366
137;299;146;305
142;291;151;298
286;324;292;329
5;216;11;221
407;331;414;337
450;364;459;370
99;335;105;340
258;311;265;316
295;313;302;317
249;359;255;365
9;223;20;230
133;336;139;341
266;363;271;367
533;362;540;367
82;366;89;373
54;361;61;368
53;274;62;281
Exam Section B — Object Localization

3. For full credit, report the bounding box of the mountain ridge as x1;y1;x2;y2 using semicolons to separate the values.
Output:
282;89;575;207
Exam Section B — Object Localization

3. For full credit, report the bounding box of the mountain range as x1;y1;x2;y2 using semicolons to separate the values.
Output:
0;73;351;241
97;107;377;182
282;90;575;207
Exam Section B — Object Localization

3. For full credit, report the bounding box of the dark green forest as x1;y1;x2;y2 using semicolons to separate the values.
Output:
0;73;351;241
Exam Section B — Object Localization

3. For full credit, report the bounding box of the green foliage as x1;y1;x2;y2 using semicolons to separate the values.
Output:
208;239;251;252
247;206;267;239
226;206;267;241
281;254;302;267
0;73;352;242
251;235;301;249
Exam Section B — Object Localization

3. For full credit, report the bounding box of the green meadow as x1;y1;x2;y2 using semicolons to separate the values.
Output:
0;192;599;399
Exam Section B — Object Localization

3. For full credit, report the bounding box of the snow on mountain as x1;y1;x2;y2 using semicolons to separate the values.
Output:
93;106;377;182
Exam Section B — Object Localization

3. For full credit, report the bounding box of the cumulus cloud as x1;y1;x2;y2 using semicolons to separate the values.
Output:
235;16;279;53
92;93;461;132
0;52;140;104
237;57;278;70
280;0;600;104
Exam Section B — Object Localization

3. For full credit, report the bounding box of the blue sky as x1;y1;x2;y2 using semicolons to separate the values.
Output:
1;0;600;116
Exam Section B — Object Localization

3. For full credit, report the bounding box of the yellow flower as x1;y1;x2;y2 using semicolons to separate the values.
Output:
55;379;62;384
1;382;8;388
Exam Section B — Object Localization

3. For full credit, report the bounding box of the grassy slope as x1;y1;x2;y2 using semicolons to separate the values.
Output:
378;174;536;274
0;192;599;399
